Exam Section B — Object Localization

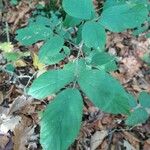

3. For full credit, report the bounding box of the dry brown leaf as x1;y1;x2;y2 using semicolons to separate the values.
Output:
0;115;21;133
123;131;140;150
13;116;38;150
90;130;108;150
132;38;150;59
0;134;9;149
120;56;141;77
143;139;150;150
123;140;136;150
99;140;109;150
6;0;37;32
8;95;33;115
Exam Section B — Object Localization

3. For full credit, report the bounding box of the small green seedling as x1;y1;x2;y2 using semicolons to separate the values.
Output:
15;0;150;149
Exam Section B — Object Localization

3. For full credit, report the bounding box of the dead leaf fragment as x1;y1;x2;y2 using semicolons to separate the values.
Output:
32;52;45;70
120;56;141;77
0;116;21;133
13;116;38;150
0;134;9;149
90;130;108;150
123;140;136;150
14;59;27;67
143;139;150;150
8;95;33;115
123;131;140;150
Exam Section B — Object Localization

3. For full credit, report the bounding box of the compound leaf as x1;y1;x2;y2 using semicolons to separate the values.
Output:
100;2;149;32
40;88;83;150
28;69;74;99
78;70;130;114
62;0;94;20
126;108;149;126
82;21;106;51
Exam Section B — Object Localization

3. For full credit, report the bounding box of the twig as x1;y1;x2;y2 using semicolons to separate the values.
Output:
5;21;10;43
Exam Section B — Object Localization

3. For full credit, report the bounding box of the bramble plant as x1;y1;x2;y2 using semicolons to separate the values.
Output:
15;0;150;149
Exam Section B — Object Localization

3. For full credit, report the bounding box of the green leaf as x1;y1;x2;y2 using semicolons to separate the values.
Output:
103;0;149;9
64;59;87;78
103;0;125;9
39;35;64;65
133;25;149;36
28;69;74;99
126;108;149;126
146;33;150;38
82;45;92;57
142;53;150;65
10;0;19;5
42;46;70;65
4;52;20;62
63;15;82;27
82;21;106;51
29;16;51;26
138;91;150;108
62;0;95;20
127;93;137;108
0;0;3;10
78;70;130;114
91;52;117;71
40;88;83;150
46;47;70;65
5;64;15;73
16;23;52;46
100;2;149;32
75;25;83;45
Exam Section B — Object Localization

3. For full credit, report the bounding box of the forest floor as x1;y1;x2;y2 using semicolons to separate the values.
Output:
0;1;150;150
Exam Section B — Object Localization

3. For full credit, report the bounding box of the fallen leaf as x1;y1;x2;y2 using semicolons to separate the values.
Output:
32;52;45;70
120;56;141;78
123;140;136;150
123;131;140;150
0;134;9;149
8;95;33;115
7;0;37;32
14;59;27;67
13;116;38;150
143;139;150;150
0;116;21;133
90;130;108;150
